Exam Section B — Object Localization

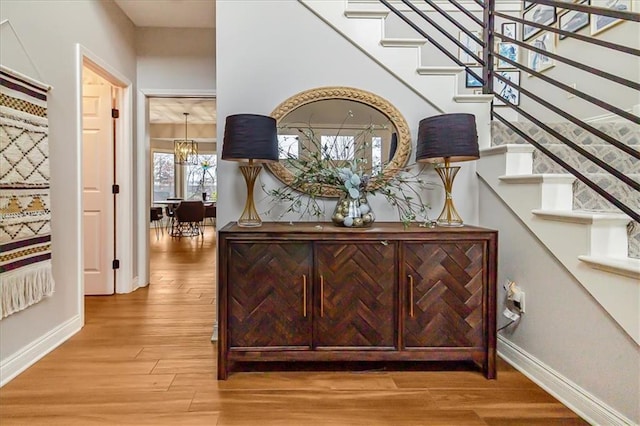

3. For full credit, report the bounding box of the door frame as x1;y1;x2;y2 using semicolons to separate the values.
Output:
135;89;216;290
76;44;133;321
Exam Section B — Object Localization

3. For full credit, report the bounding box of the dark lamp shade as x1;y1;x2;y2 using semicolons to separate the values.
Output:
416;113;479;163
222;114;279;162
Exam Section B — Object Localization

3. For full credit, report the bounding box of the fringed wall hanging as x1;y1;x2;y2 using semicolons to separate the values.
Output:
0;65;54;318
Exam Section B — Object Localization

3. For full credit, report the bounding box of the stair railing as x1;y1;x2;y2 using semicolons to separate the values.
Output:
378;0;640;223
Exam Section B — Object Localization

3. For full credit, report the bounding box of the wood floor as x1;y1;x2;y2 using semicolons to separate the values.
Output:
0;227;587;425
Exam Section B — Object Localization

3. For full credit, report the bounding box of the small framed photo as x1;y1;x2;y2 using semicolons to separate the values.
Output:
458;31;482;64
528;32;556;74
502;22;517;40
591;0;631;35
494;71;521;106
523;4;556;40
497;42;519;68
465;67;483;88
559;1;590;39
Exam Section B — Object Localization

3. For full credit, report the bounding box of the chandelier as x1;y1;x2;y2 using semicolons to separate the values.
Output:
174;112;198;165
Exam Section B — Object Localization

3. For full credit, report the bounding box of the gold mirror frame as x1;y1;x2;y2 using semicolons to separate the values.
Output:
267;86;412;198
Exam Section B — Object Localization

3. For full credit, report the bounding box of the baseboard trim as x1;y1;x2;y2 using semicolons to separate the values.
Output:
0;314;82;387
584;104;638;123
498;335;635;426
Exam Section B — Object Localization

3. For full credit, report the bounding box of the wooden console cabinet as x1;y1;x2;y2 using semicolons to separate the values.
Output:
217;222;497;379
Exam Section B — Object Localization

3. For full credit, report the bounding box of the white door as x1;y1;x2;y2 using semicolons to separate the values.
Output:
82;82;114;295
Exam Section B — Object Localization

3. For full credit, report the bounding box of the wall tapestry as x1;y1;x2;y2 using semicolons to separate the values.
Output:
0;66;54;319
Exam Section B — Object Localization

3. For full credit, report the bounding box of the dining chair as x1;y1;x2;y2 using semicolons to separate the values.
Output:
204;203;217;228
173;200;205;237
150;207;164;239
165;204;177;233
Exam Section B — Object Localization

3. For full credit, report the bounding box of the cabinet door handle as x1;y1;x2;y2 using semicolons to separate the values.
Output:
302;275;307;317
320;275;324;317
408;274;415;318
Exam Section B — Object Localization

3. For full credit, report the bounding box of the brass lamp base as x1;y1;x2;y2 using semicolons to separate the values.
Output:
238;163;263;227
435;162;464;227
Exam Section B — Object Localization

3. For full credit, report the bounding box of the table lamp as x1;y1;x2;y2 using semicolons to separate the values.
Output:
416;113;479;227
222;114;279;227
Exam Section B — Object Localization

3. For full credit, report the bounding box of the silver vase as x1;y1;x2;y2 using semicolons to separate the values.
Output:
331;192;375;228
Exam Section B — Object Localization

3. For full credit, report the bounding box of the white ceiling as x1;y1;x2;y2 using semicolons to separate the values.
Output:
149;98;216;124
114;0;215;29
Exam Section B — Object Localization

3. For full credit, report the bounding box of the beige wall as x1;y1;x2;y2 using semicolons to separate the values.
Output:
0;0;136;366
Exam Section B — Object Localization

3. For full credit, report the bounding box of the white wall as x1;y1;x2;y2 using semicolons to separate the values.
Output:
135;27;215;288
383;1;639;120
479;182;640;423
136;27;215;90
216;0;481;229
0;0;136;374
521;14;639;121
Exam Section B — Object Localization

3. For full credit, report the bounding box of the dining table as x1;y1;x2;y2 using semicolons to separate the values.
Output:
152;200;216;237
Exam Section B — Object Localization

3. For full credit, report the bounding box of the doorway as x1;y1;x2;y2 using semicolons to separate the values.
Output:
82;65;116;295
77;45;133;304
136;91;216;289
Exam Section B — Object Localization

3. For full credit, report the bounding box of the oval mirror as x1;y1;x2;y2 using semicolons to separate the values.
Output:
267;87;411;197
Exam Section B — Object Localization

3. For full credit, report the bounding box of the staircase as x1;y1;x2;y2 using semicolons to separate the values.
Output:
490;120;639;261
300;0;639;346
297;0;638;422
478;121;639;344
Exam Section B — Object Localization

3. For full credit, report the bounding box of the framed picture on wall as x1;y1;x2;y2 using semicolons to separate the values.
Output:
497;43;519;68
458;31;482;64
559;1;590;39
494;71;521;105
528;32;556;74
591;0;631;35
465;67;483;88
502;22;517;39
523;4;556;40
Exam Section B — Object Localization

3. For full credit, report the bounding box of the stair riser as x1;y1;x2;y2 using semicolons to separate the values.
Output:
571;181;639;258
492;121;640;147
533;146;640;175
572;178;640;212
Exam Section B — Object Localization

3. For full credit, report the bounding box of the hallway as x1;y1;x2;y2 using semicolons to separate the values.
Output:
0;228;586;425
0;229;218;424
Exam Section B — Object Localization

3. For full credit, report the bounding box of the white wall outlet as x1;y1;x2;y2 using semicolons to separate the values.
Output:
507;281;526;313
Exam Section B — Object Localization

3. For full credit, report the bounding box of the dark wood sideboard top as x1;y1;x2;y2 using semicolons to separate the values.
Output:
219;221;497;237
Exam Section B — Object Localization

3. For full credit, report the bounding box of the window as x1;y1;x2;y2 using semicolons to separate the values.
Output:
186;154;217;201
153;152;175;201
278;135;299;159
321;135;355;160
371;136;382;175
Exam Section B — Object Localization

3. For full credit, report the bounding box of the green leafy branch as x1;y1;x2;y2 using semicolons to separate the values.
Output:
262;114;436;227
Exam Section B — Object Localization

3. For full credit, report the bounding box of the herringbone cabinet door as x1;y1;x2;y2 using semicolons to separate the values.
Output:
315;243;395;348
228;242;312;348
403;242;484;348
